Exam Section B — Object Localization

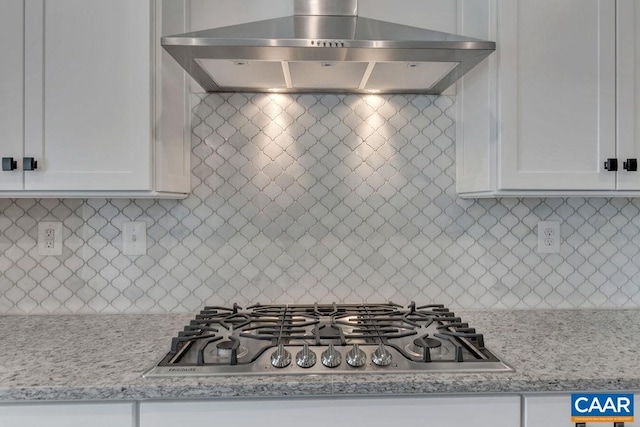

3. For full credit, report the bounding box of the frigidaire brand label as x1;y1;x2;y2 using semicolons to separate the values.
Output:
571;393;634;423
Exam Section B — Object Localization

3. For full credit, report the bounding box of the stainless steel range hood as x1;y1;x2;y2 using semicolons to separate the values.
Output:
162;0;496;94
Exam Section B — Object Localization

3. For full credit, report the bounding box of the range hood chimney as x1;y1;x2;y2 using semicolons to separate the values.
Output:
162;0;496;94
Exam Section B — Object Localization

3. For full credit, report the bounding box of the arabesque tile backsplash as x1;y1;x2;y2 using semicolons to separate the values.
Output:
1;93;640;314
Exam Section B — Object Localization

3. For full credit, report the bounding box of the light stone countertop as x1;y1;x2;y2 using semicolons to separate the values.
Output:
0;309;638;401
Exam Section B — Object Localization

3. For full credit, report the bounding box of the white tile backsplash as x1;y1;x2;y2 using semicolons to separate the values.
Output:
1;93;640;314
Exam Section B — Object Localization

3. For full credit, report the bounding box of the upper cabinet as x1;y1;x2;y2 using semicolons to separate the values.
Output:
0;0;25;191
457;0;640;197
617;0;640;191
0;0;190;198
499;0;616;191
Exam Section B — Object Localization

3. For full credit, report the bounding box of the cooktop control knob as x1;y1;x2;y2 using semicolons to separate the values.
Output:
295;344;317;368
372;344;392;367
321;344;342;368
346;344;367;367
270;344;292;368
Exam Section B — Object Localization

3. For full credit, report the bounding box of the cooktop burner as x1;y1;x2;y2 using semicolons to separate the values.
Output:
143;302;512;377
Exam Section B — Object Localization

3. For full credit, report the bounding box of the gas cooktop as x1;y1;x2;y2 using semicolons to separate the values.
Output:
143;302;512;377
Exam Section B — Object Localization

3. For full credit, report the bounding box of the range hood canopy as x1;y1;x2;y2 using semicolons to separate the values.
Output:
162;0;496;94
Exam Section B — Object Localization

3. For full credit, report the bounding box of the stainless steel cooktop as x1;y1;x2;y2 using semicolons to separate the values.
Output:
143;302;512;377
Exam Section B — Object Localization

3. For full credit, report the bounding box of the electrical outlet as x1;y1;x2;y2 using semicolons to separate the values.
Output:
537;221;560;254
122;221;146;256
37;221;63;256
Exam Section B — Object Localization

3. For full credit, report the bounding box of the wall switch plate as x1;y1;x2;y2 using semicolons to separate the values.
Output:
37;221;63;256
122;221;146;256
537;221;560;254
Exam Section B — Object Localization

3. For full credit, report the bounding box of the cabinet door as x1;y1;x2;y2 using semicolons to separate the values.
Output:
24;0;152;191
498;0;616;190
525;394;640;427
617;0;640;190
141;396;520;427
0;0;24;191
0;402;135;427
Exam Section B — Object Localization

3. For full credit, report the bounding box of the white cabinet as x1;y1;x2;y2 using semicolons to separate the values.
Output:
0;0;190;198
24;0;152;192
0;0;24;191
617;0;640;190
140;396;521;427
455;0;496;195
524;393;640;427
0;402;135;427
457;0;640;197
499;0;616;192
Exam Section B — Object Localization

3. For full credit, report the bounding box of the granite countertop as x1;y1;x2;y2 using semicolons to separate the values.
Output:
0;309;638;401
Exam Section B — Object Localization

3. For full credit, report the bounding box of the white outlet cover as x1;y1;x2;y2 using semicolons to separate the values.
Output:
537;221;560;254
37;221;63;256
122;221;147;256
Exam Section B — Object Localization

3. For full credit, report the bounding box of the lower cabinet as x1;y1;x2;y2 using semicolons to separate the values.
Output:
140;396;521;427
5;394;640;426
0;402;135;427
524;393;640;427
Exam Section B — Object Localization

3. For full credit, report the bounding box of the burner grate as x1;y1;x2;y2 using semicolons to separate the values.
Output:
144;302;513;377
